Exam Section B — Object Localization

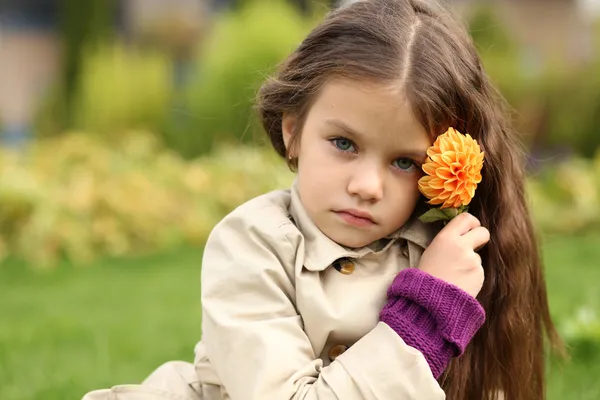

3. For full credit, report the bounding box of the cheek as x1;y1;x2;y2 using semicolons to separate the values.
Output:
299;139;342;176
389;179;421;215
406;179;423;204
299;161;343;193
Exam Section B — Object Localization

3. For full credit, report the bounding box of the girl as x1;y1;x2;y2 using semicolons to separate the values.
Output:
83;0;561;399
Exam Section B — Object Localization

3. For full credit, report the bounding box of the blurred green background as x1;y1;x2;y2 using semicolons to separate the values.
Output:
0;0;599;398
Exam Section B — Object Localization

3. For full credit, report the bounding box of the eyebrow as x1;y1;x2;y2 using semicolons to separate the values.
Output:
324;118;428;160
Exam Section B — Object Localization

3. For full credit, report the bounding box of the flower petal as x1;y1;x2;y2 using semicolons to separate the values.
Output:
428;178;445;189
441;153;454;166
466;182;476;198
427;146;440;158
436;167;454;180
449;163;462;176
444;179;458;192
436;190;452;200
422;162;439;177
428;197;446;206
421;188;442;200
429;153;445;165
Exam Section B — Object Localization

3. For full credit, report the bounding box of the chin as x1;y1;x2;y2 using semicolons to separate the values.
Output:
331;235;373;249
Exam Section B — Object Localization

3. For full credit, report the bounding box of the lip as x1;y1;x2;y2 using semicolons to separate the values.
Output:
334;209;376;227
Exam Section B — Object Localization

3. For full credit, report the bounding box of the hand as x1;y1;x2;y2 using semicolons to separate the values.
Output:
418;213;490;298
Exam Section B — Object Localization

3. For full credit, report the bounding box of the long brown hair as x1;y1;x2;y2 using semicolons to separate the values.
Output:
256;0;562;398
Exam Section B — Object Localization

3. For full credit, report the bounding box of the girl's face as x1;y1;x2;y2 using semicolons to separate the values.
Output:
283;79;432;248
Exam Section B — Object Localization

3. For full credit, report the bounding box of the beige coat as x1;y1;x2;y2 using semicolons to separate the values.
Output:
83;183;444;400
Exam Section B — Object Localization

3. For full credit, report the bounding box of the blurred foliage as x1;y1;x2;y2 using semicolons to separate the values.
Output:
58;0;117;130
470;5;548;150
528;152;600;233
559;306;600;362
469;5;515;55
72;44;172;135
0;131;292;268
36;44;172;138
469;4;523;91
470;6;600;157
163;0;311;158
544;52;600;157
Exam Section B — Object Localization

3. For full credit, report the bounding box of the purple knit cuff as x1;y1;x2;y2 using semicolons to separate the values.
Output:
379;268;485;378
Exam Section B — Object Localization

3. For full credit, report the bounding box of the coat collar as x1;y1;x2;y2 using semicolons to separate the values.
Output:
287;180;439;271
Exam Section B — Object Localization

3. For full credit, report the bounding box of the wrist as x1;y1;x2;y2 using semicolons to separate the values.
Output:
380;268;485;378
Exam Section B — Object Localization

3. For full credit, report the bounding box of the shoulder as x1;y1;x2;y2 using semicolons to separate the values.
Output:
214;189;296;236
203;189;301;267
201;189;303;294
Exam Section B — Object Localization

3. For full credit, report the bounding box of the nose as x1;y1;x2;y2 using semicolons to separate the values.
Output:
347;161;384;202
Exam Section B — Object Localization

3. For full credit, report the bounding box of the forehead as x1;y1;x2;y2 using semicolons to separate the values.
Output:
307;78;431;149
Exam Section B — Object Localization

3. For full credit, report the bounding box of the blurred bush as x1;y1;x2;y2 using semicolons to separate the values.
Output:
35;1;311;158
36;44;173;138
543;54;600;157
0;131;292;268
470;7;600;157
469;5;541;141
72;44;172;135
163;0;311;158
527;152;600;233
559;306;600;362
469;5;525;98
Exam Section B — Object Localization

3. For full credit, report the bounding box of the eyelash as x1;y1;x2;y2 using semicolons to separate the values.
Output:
329;137;421;173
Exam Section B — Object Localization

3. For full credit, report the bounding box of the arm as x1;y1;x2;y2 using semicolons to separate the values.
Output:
380;213;489;378
200;209;445;400
380;268;486;378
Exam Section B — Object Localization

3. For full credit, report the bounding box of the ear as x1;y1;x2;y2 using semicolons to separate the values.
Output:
282;114;297;156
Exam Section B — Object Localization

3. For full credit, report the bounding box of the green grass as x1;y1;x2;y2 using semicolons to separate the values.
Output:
542;233;600;400
0;248;203;400
1;234;599;400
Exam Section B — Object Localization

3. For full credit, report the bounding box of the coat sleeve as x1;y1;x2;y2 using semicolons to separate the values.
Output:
199;208;445;400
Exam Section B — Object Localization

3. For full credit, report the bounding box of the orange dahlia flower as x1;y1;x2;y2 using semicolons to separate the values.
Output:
418;127;484;210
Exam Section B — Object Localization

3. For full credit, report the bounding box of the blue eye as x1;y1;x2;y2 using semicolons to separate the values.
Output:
393;158;416;170
331;138;356;152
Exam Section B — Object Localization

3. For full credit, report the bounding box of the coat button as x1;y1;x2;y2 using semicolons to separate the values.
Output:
328;344;348;361
333;258;355;275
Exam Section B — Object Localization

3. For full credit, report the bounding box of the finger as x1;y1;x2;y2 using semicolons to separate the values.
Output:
442;212;481;236
462;226;490;250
